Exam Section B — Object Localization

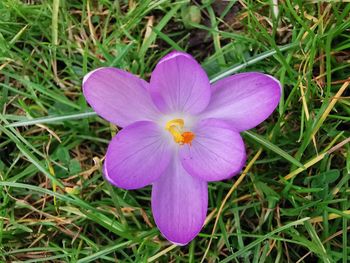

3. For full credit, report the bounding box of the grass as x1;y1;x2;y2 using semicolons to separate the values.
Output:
0;0;350;262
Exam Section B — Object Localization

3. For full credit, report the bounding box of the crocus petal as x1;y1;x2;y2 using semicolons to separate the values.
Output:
104;121;172;190
152;158;208;245
83;67;160;127
150;51;211;114
200;72;281;131
180;119;246;182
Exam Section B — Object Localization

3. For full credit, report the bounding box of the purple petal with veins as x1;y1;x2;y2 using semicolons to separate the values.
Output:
200;72;281;132
149;51;211;114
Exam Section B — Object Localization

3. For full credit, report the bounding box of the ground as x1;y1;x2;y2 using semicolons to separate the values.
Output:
0;0;350;262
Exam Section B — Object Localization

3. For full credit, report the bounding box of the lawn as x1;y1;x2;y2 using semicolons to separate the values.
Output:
1;0;350;262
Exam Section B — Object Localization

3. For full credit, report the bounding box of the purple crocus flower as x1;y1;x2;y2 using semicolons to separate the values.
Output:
83;51;281;245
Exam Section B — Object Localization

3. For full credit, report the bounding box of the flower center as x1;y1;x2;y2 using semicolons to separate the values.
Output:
165;118;195;145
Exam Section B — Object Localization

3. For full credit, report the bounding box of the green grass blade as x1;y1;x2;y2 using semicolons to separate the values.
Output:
244;131;305;168
209;42;299;83
5;111;97;127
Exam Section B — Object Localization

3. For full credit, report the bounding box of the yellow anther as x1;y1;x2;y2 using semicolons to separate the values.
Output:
165;118;195;145
165;119;184;130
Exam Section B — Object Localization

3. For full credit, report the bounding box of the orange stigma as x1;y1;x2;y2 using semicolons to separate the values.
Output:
181;132;195;145
165;119;195;145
